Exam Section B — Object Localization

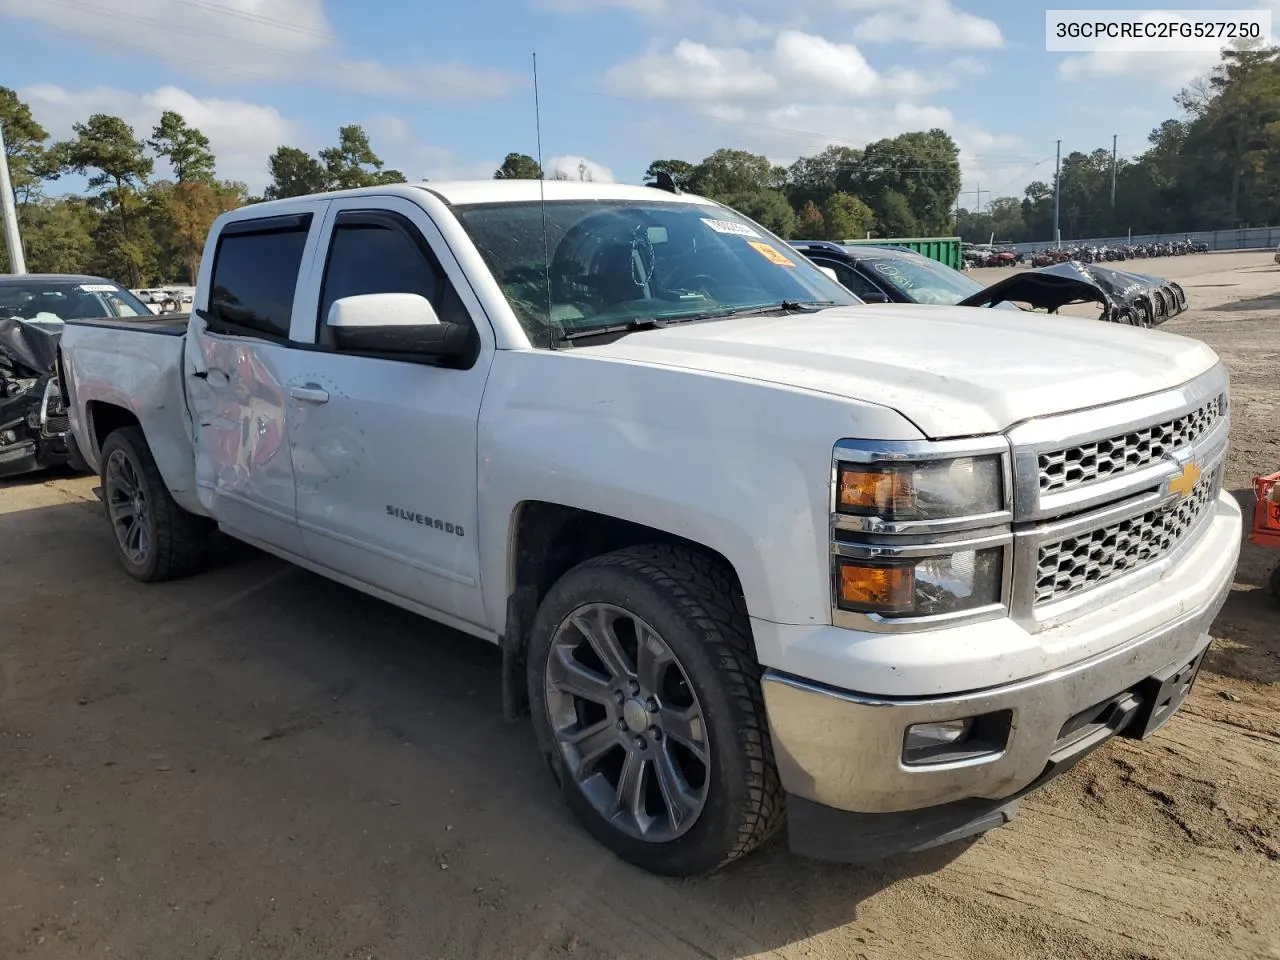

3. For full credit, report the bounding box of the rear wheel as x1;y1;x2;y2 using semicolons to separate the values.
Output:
100;426;212;582
527;544;784;876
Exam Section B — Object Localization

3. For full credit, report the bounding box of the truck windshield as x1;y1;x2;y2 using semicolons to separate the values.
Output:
0;279;152;323
453;199;859;344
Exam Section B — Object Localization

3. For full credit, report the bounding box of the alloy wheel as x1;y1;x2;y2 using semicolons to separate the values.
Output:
544;602;710;842
105;448;151;565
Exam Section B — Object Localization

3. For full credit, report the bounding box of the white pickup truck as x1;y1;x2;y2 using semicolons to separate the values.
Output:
57;180;1241;876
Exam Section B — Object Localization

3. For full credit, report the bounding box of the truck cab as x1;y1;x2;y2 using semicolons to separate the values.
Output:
58;181;1241;876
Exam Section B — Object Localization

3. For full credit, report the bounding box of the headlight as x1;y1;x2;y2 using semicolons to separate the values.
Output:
835;547;1005;618
837;456;1003;520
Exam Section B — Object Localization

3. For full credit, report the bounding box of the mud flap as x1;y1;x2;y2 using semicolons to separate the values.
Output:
501;586;538;722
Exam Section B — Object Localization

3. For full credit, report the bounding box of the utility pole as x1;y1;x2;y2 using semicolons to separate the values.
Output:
956;186;989;212
1052;139;1062;247
1110;134;1118;209
0;121;27;275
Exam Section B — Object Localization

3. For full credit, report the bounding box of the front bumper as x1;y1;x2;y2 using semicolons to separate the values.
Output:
760;492;1239;860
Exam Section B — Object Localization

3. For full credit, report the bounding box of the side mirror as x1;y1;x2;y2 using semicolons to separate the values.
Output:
860;291;891;304
817;266;839;283
326;293;470;359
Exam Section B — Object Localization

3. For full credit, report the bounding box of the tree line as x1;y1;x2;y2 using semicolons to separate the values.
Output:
2;45;1276;284
492;130;962;243
0;85;408;285
957;46;1280;244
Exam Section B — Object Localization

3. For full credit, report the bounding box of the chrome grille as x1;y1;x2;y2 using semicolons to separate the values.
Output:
1033;464;1221;605
1037;393;1225;495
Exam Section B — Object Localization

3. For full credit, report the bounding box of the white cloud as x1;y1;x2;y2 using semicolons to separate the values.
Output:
0;0;329;79
548;155;616;182
761;102;957;150
854;0;1004;49
606;40;779;101
20;83;297;190
0;0;518;100
1058;49;1219;85
774;30;880;97
610;32;948;108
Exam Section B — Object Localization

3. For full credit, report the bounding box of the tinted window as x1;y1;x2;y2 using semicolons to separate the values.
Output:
318;220;439;326
854;252;985;305
209;223;310;338
812;258;884;300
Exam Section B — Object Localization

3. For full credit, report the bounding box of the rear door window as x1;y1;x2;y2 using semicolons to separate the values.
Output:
208;214;312;339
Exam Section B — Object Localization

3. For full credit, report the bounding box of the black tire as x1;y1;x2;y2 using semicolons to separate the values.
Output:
526;543;784;876
1270;562;1280;605
99;426;212;582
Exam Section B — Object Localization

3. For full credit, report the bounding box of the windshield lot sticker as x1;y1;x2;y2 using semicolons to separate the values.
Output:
701;218;760;238
79;284;118;292
747;241;796;267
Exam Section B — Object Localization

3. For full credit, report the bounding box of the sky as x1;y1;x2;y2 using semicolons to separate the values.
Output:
1;0;1274;204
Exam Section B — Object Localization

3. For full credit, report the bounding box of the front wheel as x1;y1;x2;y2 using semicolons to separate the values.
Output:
99;426;212;582
527;544;784;876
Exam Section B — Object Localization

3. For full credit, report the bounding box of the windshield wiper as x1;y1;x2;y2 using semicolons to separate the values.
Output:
743;299;836;315
555;300;838;344
557;317;668;342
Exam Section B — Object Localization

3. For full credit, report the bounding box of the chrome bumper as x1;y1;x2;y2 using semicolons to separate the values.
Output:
762;572;1231;814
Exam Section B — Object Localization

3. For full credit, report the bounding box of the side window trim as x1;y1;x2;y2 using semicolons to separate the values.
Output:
203;210;317;344
314;208;446;339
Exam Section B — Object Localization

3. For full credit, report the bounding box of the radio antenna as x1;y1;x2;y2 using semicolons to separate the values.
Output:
533;52;556;350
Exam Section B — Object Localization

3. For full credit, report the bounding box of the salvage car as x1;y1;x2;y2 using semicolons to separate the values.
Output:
59;181;1239;875
0;274;153;479
793;241;1186;326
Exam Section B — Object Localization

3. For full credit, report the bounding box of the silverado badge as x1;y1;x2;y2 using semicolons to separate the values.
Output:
1167;461;1202;499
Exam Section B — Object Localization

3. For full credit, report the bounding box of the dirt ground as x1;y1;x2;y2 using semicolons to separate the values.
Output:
1;251;1277;960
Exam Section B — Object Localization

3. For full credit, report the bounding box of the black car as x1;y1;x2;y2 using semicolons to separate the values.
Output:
791;241;1020;308
0;274;154;479
792;240;1185;326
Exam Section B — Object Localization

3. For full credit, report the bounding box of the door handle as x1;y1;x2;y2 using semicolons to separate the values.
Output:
289;384;329;404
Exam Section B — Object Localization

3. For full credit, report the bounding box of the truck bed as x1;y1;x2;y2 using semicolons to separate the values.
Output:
64;314;190;335
60;314;203;515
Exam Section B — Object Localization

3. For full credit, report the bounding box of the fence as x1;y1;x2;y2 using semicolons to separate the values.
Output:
1006;225;1280;255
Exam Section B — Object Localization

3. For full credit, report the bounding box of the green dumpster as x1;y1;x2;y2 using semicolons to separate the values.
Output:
839;236;963;271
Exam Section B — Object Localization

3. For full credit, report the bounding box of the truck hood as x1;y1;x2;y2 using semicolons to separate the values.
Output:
577;304;1219;438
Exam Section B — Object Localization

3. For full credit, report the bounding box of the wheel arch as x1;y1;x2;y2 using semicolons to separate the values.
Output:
83;399;204;516
499;501;754;720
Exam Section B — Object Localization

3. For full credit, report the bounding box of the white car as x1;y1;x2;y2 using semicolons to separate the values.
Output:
57;180;1240;875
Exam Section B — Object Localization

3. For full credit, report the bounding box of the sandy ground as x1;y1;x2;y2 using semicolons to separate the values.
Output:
1;251;1277;960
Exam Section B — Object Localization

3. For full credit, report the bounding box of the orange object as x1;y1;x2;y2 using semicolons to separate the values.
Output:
747;241;796;267
837;561;914;612
838;466;914;514
1251;471;1280;549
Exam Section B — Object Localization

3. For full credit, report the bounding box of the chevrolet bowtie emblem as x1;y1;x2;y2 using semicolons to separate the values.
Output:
1168;461;1201;498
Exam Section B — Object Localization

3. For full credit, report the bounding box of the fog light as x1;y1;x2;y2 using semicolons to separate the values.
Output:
0;429;17;445
905;719;973;753
902;710;1013;766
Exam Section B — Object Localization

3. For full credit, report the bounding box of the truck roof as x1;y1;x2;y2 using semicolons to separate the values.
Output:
241;180;721;213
